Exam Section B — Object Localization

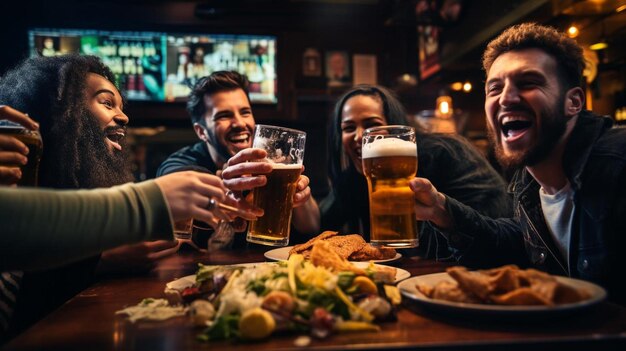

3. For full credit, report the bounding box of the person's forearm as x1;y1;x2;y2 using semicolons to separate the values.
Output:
0;181;173;271
443;195;527;266
292;197;320;235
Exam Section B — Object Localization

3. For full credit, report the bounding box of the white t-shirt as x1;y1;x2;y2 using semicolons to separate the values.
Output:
539;181;575;273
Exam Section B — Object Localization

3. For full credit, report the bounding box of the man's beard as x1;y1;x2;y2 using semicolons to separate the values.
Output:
488;96;568;171
209;129;233;162
207;125;250;163
77;112;134;188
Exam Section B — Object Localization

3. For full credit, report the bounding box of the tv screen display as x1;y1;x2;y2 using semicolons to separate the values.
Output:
28;28;278;104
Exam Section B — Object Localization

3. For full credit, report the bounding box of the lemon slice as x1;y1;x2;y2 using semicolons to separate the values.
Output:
239;307;276;340
384;285;402;305
351;276;378;294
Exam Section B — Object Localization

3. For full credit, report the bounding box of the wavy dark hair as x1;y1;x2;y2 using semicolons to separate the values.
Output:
327;84;419;185
187;70;250;127
0;54;133;188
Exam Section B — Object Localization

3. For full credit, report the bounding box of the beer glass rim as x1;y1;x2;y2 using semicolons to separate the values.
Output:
364;125;415;136
0;120;25;128
0;121;42;139
255;124;306;136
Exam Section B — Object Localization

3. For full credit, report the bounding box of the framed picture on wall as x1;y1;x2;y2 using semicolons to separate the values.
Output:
302;48;322;77
353;54;377;85
325;50;351;87
418;25;440;80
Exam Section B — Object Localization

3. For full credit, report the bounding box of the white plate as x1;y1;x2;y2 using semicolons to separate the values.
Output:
351;262;411;283
166;261;410;291
398;272;606;317
165;262;278;293
264;246;402;263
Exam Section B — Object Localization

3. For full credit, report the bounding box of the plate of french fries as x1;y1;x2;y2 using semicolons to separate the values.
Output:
398;265;606;316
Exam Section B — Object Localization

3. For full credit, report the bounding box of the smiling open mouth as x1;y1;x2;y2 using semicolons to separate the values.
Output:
106;129;126;151
501;118;532;138
227;132;250;146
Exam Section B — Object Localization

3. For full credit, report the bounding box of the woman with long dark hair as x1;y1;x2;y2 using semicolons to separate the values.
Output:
321;84;512;259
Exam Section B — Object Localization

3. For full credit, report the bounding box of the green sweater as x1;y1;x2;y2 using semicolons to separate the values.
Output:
0;181;174;271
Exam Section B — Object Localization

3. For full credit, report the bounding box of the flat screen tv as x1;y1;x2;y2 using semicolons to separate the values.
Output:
28;28;278;104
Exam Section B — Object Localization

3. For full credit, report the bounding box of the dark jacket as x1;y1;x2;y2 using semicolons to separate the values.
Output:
445;111;626;303
157;142;219;176
320;133;513;259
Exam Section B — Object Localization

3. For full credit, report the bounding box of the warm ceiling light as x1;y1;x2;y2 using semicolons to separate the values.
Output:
450;82;463;91
590;41;608;50
436;94;453;118
567;25;579;38
590;21;609;51
616;4;626;12
462;82;472;92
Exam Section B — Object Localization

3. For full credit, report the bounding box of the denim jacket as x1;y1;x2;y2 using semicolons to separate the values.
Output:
445;111;626;303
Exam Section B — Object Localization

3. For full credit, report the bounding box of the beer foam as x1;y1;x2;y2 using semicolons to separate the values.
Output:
362;137;416;158
269;163;302;169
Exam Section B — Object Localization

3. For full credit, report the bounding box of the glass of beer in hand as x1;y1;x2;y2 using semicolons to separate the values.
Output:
246;125;306;247
362;125;418;248
0;119;43;187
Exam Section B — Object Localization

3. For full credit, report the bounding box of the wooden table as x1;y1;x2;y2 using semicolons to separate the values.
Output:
5;245;626;350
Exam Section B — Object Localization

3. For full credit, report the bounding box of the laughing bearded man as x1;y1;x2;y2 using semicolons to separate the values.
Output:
406;23;626;304
157;71;319;244
0;55;180;339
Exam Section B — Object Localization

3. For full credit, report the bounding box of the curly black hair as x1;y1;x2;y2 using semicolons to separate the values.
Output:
0;54;133;188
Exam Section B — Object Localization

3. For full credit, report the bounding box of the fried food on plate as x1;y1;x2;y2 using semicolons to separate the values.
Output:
416;265;591;306
325;234;367;259
310;240;397;284
290;231;338;257
290;231;396;261
310;240;366;275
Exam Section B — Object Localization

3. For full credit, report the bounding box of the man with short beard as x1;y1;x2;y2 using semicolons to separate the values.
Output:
407;23;626;304
158;71;319;244
0;55;179;338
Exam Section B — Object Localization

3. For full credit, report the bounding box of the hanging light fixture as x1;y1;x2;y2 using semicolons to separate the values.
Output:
462;81;472;93
590;20;608;51
567;25;579;38
436;91;453;119
450;81;463;91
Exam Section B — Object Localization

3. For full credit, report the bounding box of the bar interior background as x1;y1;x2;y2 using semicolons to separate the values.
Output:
0;0;624;195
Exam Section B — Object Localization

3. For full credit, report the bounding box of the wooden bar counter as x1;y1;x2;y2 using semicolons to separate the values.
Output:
5;244;626;350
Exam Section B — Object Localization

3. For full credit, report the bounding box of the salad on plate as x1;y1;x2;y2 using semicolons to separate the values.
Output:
120;240;402;342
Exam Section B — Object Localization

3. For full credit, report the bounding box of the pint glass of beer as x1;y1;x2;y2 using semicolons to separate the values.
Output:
246;125;306;246
362;125;418;248
0;120;43;187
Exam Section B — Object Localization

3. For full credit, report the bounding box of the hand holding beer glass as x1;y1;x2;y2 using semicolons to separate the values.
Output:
247;125;306;246
0;106;43;187
362;125;418;248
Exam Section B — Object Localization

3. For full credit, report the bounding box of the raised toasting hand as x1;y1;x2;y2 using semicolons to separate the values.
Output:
221;148;312;207
154;171;257;228
408;177;453;230
0;105;40;185
221;147;319;235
